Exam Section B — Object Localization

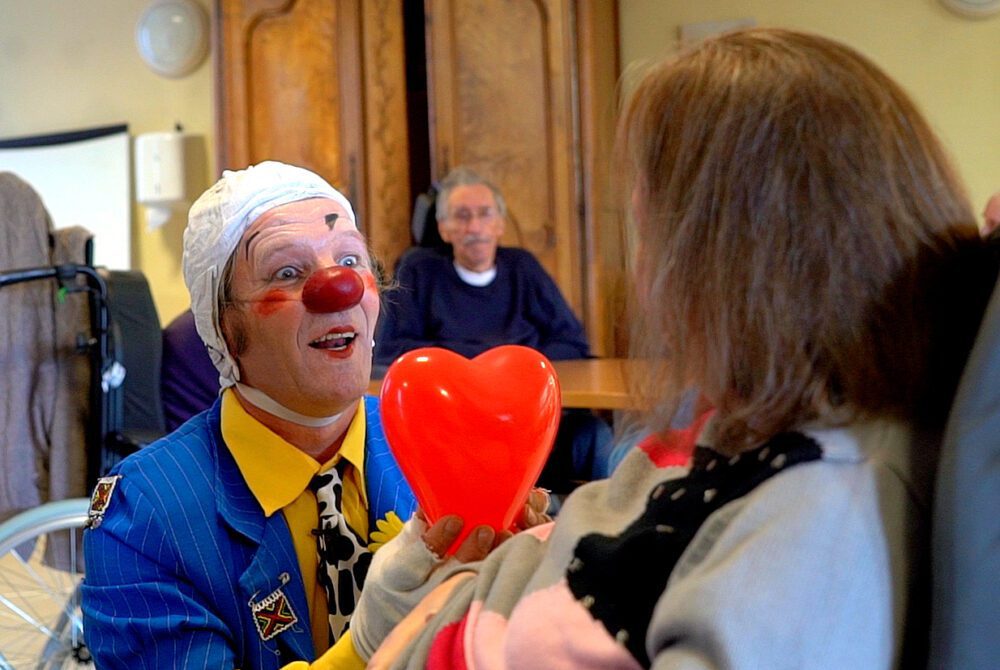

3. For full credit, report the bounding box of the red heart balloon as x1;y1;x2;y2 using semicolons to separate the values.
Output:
379;345;561;553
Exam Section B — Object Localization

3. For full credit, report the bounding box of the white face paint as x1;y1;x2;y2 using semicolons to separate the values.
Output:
225;198;380;418
184;161;358;388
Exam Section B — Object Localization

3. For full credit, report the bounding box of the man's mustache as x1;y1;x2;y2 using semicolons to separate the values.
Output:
458;235;494;246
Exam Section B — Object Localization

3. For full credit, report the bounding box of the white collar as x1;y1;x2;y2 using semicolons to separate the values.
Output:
454;262;497;287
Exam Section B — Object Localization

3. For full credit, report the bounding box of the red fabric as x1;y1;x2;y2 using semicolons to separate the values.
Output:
427;614;470;670
637;409;714;468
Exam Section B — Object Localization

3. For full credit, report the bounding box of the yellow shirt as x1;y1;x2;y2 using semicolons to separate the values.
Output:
221;389;366;669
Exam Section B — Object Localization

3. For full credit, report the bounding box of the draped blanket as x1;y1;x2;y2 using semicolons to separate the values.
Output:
0;172;92;522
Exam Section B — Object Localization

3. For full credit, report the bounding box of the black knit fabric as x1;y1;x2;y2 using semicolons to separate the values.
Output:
566;432;823;666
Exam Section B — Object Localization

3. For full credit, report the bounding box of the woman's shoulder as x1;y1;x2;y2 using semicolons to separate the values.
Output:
666;421;920;582
690;418;926;555
804;419;925;490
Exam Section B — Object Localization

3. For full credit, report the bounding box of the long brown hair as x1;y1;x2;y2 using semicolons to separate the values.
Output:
619;28;985;452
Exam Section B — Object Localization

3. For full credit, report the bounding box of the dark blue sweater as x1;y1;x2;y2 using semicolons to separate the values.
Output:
375;247;590;366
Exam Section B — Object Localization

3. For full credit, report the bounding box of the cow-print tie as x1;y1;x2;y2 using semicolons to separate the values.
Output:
309;461;372;644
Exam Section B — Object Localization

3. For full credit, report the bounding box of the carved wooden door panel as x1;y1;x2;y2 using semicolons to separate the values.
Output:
216;0;413;269
216;0;622;353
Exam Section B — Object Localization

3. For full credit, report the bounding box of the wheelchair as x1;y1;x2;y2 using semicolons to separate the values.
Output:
0;262;163;668
0;497;90;668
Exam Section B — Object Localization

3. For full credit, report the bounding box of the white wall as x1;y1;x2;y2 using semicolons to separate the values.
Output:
0;0;214;324
619;0;1000;221
1;1;997;321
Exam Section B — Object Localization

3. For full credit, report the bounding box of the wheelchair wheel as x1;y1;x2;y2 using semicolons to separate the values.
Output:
0;498;92;669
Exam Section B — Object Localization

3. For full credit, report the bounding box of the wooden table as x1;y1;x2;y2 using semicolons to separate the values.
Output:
547;358;633;410
368;357;634;410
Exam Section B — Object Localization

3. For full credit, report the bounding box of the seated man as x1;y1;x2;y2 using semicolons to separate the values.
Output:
83;161;425;668
375;166;612;492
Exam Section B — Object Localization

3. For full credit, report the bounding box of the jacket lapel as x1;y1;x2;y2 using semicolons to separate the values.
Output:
208;402;315;662
363;395;417;527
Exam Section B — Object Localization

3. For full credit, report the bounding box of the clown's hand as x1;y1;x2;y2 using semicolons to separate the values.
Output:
351;512;496;661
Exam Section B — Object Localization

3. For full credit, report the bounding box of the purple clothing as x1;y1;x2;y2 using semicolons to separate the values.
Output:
375;247;590;367
161;310;220;432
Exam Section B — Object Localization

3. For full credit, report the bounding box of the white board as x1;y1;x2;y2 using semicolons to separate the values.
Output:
0;125;131;270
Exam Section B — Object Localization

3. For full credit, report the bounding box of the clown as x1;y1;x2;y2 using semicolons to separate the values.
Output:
81;162;527;669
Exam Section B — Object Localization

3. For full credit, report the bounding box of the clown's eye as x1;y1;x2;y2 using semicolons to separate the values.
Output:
338;254;361;268
273;266;302;280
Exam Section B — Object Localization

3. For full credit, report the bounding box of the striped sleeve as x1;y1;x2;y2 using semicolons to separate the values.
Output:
82;436;242;668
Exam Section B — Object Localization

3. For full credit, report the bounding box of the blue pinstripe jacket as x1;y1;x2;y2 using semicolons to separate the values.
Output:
81;395;415;669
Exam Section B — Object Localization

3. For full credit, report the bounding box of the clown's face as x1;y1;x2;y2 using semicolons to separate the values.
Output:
222;197;379;417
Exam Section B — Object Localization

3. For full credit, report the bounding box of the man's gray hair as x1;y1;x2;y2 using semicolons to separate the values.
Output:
434;166;507;221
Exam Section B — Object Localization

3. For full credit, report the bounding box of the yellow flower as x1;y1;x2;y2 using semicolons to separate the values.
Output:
368;510;405;553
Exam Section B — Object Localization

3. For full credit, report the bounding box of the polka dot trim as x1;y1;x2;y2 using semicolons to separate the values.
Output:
310;461;371;644
566;432;822;666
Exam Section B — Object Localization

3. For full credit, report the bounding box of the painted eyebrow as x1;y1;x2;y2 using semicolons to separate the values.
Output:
243;230;262;260
244;228;368;263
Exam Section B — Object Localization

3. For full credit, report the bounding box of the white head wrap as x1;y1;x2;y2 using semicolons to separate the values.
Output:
183;160;356;388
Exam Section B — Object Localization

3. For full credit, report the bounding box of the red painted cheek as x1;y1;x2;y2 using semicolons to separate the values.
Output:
253;289;295;317
363;273;377;294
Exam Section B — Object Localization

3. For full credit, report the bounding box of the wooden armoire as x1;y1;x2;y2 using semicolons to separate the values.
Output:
215;0;626;355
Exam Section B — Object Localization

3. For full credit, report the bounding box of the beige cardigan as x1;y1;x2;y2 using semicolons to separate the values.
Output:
0;171;93;521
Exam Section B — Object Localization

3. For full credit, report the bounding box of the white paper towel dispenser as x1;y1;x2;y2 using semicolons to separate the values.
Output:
135;130;187;228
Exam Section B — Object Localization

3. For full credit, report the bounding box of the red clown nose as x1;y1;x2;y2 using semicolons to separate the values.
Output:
301;266;365;313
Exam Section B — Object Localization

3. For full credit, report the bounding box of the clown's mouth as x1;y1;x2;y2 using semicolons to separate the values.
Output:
310;330;357;351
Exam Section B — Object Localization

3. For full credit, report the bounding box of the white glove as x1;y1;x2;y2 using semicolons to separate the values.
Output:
352;515;462;660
